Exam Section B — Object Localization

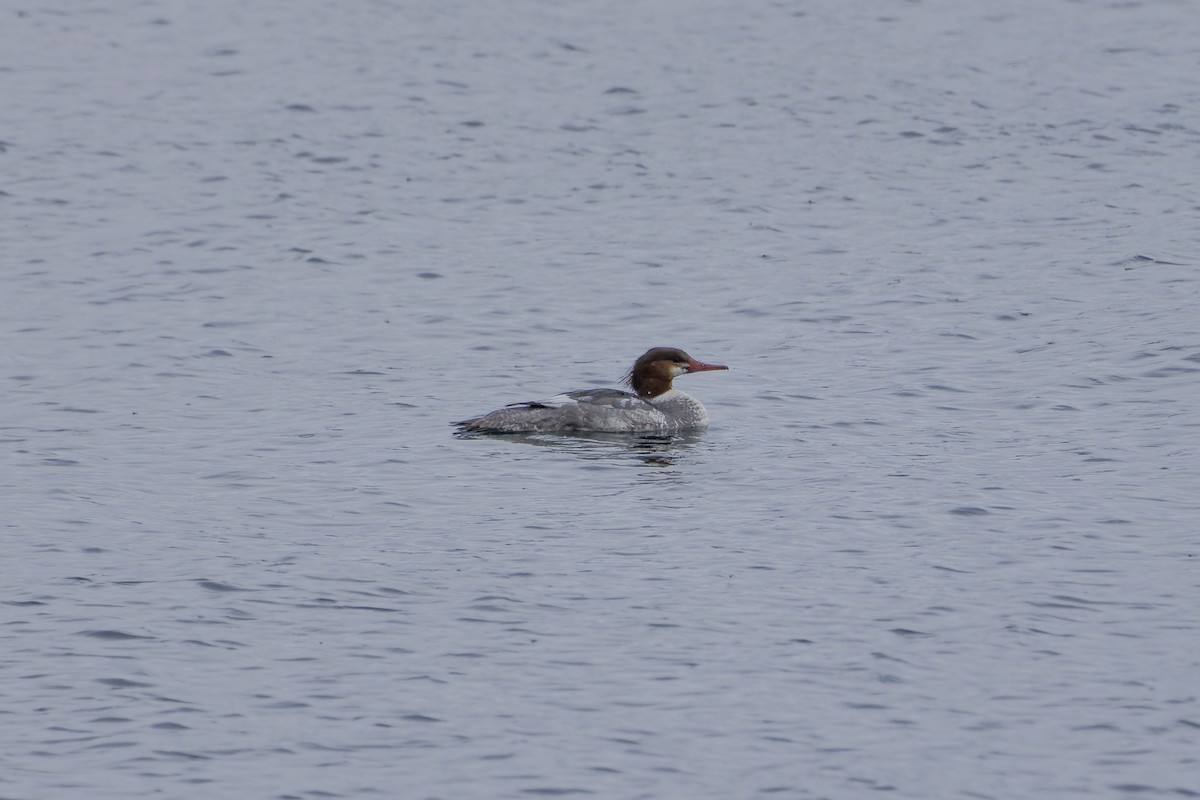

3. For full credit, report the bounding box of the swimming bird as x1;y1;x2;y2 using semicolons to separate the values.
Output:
455;347;728;434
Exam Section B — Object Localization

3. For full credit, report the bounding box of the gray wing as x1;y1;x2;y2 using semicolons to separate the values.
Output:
457;388;666;433
526;388;654;411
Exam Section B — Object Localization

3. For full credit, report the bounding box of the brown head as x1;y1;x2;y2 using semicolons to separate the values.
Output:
624;347;729;399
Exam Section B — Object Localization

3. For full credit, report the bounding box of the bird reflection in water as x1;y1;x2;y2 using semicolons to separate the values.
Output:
456;429;707;467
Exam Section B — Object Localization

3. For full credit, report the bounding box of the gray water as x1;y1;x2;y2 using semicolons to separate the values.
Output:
3;1;1199;798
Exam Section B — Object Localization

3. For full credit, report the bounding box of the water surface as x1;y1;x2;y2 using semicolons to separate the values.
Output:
3;1;1199;798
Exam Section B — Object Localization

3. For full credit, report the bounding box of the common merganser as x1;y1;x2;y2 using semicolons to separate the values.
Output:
455;347;729;434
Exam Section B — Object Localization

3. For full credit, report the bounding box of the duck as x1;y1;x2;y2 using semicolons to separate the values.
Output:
455;347;728;434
